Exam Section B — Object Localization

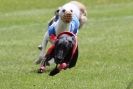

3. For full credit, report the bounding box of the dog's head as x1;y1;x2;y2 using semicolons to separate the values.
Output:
54;34;74;64
58;5;73;23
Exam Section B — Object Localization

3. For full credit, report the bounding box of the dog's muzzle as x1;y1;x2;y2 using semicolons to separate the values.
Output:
61;11;72;23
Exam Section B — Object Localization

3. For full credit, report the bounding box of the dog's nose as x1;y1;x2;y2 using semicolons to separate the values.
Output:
61;11;72;23
65;11;72;16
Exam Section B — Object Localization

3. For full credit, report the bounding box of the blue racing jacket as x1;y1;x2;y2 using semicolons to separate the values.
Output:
48;15;80;37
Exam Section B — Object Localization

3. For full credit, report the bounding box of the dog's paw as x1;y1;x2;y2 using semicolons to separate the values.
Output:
49;68;60;76
38;45;42;50
38;66;45;73
57;63;68;70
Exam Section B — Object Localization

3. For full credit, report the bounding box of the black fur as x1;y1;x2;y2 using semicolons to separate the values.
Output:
39;33;78;76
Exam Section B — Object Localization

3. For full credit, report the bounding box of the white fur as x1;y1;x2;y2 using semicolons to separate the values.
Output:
36;1;87;64
39;17;69;59
60;3;80;19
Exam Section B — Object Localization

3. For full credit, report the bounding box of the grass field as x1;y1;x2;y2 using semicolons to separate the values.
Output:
0;0;133;89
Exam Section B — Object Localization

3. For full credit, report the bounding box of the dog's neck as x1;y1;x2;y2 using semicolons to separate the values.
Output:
55;18;70;35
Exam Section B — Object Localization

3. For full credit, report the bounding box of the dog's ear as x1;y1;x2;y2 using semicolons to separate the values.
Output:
55;7;61;15
54;39;59;47
71;36;76;45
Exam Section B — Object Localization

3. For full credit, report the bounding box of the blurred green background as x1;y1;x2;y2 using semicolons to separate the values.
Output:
0;0;133;89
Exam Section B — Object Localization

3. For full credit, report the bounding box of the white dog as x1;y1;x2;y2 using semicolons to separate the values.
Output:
36;1;87;64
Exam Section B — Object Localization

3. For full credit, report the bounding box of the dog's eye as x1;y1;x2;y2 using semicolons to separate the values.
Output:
62;9;66;13
70;10;73;12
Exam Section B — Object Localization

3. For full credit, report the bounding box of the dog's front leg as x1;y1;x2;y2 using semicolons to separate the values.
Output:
49;65;60;76
35;31;49;64
49;63;68;76
38;54;53;73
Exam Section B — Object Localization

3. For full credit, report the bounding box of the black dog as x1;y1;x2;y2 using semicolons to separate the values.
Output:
38;32;78;76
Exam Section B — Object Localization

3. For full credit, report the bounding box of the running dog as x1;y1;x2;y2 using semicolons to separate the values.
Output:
38;32;78;76
36;1;87;64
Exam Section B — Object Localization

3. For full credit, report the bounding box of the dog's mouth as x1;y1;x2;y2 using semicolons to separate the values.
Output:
61;12;72;23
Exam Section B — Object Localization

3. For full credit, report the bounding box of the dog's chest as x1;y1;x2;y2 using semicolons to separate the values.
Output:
55;20;69;35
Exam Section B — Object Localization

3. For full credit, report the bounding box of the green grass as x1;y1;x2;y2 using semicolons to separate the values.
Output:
0;0;133;89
